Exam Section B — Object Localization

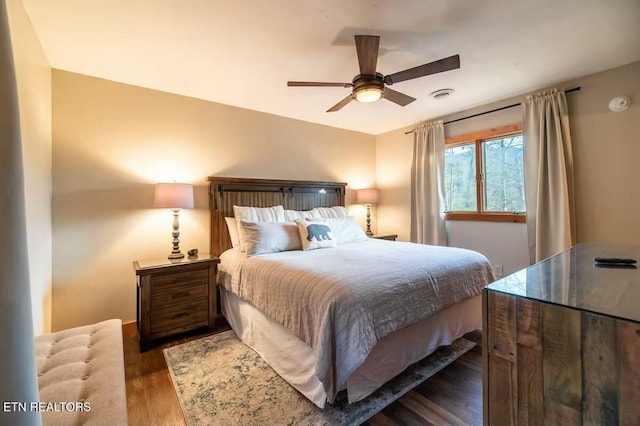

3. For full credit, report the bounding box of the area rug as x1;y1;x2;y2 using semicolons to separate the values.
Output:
163;330;475;426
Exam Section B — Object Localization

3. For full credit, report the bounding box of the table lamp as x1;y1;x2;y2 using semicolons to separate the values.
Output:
356;188;379;237
154;183;194;259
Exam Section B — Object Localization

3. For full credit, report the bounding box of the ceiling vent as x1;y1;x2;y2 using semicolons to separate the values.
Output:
430;88;454;100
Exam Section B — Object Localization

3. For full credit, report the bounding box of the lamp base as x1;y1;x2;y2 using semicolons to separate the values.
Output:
365;204;373;237
168;209;185;260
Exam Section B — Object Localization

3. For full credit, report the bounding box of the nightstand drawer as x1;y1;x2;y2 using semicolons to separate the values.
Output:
150;299;208;338
151;269;208;292
151;283;208;308
373;234;398;241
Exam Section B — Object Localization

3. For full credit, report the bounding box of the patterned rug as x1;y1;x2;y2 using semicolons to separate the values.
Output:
163;330;475;426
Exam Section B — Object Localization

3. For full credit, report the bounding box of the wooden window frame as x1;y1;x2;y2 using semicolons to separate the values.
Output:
445;123;526;223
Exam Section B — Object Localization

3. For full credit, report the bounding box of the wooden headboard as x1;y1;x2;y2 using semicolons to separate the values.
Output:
208;176;347;255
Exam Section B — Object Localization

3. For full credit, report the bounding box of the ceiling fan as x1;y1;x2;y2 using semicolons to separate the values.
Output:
287;35;460;112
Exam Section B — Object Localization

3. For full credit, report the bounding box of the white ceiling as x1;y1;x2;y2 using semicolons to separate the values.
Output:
20;0;640;135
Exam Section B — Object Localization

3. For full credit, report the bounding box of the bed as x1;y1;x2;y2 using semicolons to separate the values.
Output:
208;176;494;409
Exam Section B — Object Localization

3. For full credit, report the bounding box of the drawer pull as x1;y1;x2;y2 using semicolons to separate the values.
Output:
171;312;191;320
172;291;191;299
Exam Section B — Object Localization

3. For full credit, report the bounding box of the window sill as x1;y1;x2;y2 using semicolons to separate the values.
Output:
445;213;526;223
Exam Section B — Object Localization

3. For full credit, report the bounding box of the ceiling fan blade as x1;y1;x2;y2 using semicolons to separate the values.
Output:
288;81;352;87
384;54;460;85
383;88;416;106
327;94;354;112
354;35;380;75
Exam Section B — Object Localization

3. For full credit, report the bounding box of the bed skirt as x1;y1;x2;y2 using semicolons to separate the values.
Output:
220;288;481;408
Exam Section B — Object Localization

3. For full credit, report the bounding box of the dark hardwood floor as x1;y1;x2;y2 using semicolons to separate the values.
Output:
124;321;230;426
124;322;483;426
364;330;483;426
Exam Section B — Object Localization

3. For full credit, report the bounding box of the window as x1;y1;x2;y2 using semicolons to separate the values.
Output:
444;124;526;223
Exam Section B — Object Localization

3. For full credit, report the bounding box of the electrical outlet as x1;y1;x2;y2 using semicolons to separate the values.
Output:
495;264;504;277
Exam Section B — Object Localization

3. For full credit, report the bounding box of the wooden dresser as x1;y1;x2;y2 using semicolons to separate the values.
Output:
483;243;640;425
134;254;220;351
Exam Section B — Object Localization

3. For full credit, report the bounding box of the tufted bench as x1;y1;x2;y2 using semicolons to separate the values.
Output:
34;319;128;426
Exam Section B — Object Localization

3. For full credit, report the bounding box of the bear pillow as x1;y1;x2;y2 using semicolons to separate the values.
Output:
295;219;337;251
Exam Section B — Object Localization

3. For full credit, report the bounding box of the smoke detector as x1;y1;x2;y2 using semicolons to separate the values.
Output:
608;95;631;112
430;88;455;100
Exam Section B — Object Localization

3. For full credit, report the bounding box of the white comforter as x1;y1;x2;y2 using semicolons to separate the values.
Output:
218;239;493;402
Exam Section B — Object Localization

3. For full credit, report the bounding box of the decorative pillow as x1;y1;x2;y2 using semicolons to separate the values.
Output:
311;206;349;218
238;220;302;256
233;205;286;251
284;209;322;222
224;217;240;249
296;219;337;251
327;216;368;245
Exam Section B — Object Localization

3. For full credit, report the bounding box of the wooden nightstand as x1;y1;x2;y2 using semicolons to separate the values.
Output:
134;254;220;352
373;234;398;241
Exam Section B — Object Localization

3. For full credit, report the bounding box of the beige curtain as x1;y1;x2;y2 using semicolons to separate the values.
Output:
410;120;447;245
0;2;42;424
523;89;576;264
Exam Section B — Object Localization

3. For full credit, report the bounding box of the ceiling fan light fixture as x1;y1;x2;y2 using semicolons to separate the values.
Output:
353;76;385;103
355;87;383;103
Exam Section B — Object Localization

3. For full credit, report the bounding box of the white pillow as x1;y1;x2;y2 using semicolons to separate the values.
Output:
233;205;286;251
327;216;368;245
312;206;349;218
224;217;240;249
238;220;301;256
296;219;337;251
284;209;322;222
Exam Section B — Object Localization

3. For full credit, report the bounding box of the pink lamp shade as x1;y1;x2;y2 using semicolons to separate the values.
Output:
154;183;194;209
356;188;380;205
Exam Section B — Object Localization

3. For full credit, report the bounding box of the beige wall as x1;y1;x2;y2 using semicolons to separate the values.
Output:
7;0;52;334
376;61;640;273
568;62;640;244
52;70;376;330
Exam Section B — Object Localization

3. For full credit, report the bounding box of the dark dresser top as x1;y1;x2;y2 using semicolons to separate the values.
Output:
486;242;640;323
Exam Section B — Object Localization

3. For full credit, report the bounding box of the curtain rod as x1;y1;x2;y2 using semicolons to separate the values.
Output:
405;86;581;135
